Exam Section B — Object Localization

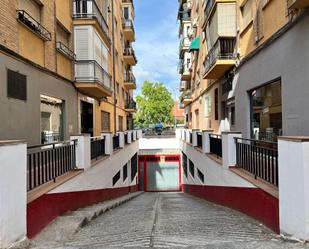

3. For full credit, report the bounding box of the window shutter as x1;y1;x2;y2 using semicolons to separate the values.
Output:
75;27;89;60
7;70;27;101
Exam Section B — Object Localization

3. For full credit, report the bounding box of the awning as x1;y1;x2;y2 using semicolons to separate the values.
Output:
189;36;200;52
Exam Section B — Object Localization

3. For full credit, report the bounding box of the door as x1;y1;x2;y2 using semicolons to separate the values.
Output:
81;101;93;136
139;155;181;192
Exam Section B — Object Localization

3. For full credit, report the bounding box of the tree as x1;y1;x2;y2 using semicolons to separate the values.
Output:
135;81;174;127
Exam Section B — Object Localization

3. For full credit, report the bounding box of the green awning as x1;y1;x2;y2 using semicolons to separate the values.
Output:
189;37;200;52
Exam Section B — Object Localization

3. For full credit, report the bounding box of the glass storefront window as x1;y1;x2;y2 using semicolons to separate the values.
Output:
40;95;64;144
251;80;282;141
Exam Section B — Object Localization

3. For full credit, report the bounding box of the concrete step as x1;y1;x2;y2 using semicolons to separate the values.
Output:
30;191;143;248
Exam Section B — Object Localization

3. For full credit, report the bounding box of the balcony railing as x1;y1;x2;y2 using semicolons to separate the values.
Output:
124;47;137;62
196;132;203;148
235;138;278;186
75;60;112;91
16;10;51;41
204;38;236;75
90;136;106;160
27;140;77;191
56;42;76;60
179;37;191;52
124;71;136;83
180;90;192;102
125;99;137;110
209;134;222;158
73;0;109;41
122;18;135;33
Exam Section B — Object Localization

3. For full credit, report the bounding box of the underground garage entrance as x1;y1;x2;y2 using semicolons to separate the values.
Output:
138;155;181;192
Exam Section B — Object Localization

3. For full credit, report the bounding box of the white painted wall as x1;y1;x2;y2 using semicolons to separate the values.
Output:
50;141;139;193
279;138;309;241
180;140;255;188
139;137;180;150
0;141;27;249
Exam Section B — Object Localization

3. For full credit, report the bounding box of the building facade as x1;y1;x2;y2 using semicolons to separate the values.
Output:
178;0;309;140
0;0;137;145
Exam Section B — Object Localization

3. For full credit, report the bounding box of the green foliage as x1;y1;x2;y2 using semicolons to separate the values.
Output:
135;81;174;127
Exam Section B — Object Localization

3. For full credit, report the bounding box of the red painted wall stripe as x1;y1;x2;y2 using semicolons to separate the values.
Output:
183;184;279;233
27;185;138;239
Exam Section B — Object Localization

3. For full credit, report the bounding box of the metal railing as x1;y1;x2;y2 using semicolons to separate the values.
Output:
196;132;203;148
73;0;109;41
41;131;61;145
56;42;76;60
235;138;278;186
90;136;105;160
204;38;236;75
124;71;136;84
125;99;136;110
75;60;112;91
124;47;137;62
179;37;191;52
254;131;281;142
113;134;120;150
16;10;51;41
122;18;135;33
204;0;215;23
124;132;128;144
27;140;77;191
209;134;222;158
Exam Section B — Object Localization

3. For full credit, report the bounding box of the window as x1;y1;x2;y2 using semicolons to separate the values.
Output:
118;115;123;131
197;168;204;183
231;106;235;126
56;24;69;46
241;0;253;30
123;164;128;181
40;95;64;144
18;0;41;22
7;69;27;101
101;111;110;132
204;95;211;117
116;82;120;94
124;7;129;20
215;88;219;120
189;160;194;178
113;171;121;186
182;153;188;178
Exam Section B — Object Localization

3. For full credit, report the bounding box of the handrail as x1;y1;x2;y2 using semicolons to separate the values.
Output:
56;41;76;60
234;137;278;150
27;139;77;150
16;10;51;41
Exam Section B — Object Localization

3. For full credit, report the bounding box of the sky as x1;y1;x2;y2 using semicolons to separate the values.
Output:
133;0;179;98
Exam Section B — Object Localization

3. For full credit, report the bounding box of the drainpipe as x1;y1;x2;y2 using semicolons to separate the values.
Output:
111;0;117;134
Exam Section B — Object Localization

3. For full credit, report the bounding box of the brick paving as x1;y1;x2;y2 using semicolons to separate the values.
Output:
31;192;309;248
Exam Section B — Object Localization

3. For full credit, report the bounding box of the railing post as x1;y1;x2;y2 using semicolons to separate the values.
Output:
132;130;136;141
118;132;124;148
101;132;113;156
221;131;242;169
278;136;309;241
127;131;132;144
70;134;91;170
202;130;213;154
0;141;27;248
137;129;142;139
192;129;198;147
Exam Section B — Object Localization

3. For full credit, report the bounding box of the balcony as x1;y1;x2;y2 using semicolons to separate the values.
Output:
73;0;110;44
179;37;191;54
203;38;237;79
125;99;137;113
180;90;192;106
16;10;51;41
122;19;135;42
179;61;191;81
287;0;309;9
179;81;188;91
124;71;136;90
203;0;235;28
123;47;137;65
177;0;192;20
74;60;112;98
56;42;76;60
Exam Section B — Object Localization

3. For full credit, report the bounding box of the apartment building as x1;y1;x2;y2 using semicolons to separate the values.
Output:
73;0;137;136
178;0;309;140
0;0;78;145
